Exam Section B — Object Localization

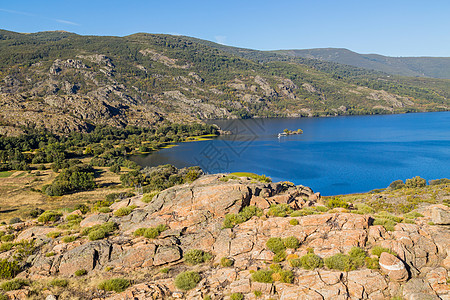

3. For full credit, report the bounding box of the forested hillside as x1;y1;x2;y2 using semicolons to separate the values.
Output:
0;30;448;135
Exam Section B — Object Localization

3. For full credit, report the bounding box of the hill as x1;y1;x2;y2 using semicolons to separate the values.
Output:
0;30;449;135
274;48;450;79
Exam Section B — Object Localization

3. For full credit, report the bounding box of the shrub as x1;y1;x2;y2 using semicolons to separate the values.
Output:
273;251;286;263
429;178;450;185
389;180;405;190
405;176;426;188
348;247;367;268
300;253;324;270
98;207;111;213
38;211;62;223
0;278;28;291
220;257;234;267
289;219;299;225
365;257;379;269
251;270;274;283
46;231;61;239
113;205;137;217
62;236;76;243
283;236;300;249
0;243;13;252
98;278;130;292
223;206;262;228
289;258;302;268
29;208;45;218
354;203;375;214
88;229;106;241
50;278;68;287
0;259;20;279
159;267;169;274
404;212;424;219
230;293;244;300
279;270;294;283
266;237;285;253
324;253;355;271
74;269;87;276
133;228;147;237
142;191;159;203
254;290;262;297
8;218;22;225
371;246;396;257
74;203;89;214
184;249;212;265
326;197;349;209
268;204;292;217
143;228;160;239
45;252;55;257
0;235;14;242
290;208;318;217
174;271;201;290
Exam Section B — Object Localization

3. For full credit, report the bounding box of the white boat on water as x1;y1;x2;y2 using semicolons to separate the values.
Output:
278;132;287;138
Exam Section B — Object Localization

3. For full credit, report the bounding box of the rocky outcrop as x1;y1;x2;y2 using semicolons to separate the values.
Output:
7;175;450;299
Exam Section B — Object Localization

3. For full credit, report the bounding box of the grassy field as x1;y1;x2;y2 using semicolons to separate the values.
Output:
0;163;132;223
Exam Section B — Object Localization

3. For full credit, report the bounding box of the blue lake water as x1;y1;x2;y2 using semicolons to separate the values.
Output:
131;112;450;196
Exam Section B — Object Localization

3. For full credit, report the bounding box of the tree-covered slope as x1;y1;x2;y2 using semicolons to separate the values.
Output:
274;48;450;79
0;30;448;135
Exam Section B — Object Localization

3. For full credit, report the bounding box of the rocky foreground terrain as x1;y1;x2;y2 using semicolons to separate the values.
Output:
1;175;449;299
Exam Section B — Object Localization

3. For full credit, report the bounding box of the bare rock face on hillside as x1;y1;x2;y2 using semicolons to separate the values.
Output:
5;175;450;299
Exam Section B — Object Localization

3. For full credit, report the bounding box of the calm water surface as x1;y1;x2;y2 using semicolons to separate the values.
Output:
132;112;450;195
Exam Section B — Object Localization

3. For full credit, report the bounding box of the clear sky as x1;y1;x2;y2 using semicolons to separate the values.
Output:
1;0;449;57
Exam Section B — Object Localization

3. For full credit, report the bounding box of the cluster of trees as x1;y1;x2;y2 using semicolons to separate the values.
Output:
43;164;95;196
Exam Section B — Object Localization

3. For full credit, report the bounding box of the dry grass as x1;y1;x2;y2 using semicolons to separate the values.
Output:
0;162;131;223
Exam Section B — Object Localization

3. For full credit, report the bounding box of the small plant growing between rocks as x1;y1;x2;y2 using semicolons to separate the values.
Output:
223;206;262;228
266;237;286;253
324;247;368;271
133;224;168;239
289;219;299;225
49;278;69;287
0;278;28;291
159;267;169;274
371;246;396;257
81;221;118;241
45;252;55;257
46;231;61;239
0;235;14;242
0;259;21;279
142;191;160;203
98;207;111;213
283;236;300;249
254;290;262;297
62;236;76;243
251;269;274;283
326;197;349;209
220;257;234;267
113;205;137;217
268;204;292;217
98;278;130;293
230;293;244;300
273;251;287;263
299;253;324;270
38;211;62;223
74;269;87;276
174;271;201;290
184;249;212;265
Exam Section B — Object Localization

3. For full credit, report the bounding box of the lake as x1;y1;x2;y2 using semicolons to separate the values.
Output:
131;112;450;196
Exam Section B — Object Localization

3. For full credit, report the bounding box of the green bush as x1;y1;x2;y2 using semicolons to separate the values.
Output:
268;204;292;217
0;243;13;252
388;180;405;190
251;270;274;283
354;203;375;214
299;253;324;270
46;231;61;239
142;191;159;203
133;228;147;236
88;229;106;241
8;217;22;225
273;251;286;263
174;271;201;290
62;236;76;243
289;219;299;225
405;176;426;188
159;267;169;274
324;253;355;271
143;228;159;239
279;270;294;283
266;237;285;253
371;246;395;257
230;293;244;300
326;197;349;209
98;278;130;292
288;258;302;268
45;252;55;257
50;278;68;287
29;208;45;218
223;205;262;228
254;290;262;297
38;211;62;223
0;278;28;291
0;259;21;279
429;178;450;185
373;218;397;231
220;257;234;267
348;247;367;268
0;235;14;242
98;207;111;213
283;236;300;249
74;269;87;276
184;249;212;265
365;257;379;269
113;205;137;217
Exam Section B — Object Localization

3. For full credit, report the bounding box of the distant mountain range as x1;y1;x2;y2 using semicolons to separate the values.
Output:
273;48;450;79
0;30;448;135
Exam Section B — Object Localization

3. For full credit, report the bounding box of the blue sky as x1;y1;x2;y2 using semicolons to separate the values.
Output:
1;0;449;57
